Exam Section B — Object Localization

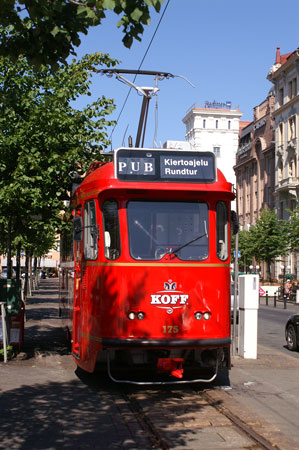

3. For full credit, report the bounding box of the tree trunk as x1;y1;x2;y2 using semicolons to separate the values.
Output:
16;243;21;280
7;217;12;279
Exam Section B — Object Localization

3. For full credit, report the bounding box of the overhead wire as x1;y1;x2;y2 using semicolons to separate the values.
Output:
108;0;171;146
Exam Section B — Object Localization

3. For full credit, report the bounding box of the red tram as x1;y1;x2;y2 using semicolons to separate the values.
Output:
60;147;236;384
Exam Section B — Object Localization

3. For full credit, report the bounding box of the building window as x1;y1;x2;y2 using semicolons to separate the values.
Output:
288;116;296;141
228;120;231;130
279;201;284;220
278;122;284;147
289;157;296;178
288;77;297;99
215;119;218;129
278;87;284;107
246;167;250;184
267;187;272;205
213;146;220;157
203;119;206;129
290;199;296;211
278;159;283;181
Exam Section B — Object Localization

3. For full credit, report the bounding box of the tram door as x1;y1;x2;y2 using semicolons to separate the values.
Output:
72;209;83;358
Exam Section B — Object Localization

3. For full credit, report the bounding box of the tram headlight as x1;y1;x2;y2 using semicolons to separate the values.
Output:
137;311;145;320
203;312;211;320
194;312;202;320
128;312;135;320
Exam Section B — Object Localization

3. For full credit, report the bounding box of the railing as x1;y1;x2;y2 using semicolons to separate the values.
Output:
261;289;299;309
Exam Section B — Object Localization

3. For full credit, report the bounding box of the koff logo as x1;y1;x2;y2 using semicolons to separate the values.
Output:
150;280;189;314
164;280;177;290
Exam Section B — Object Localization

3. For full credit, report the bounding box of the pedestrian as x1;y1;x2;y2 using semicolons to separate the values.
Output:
284;279;292;297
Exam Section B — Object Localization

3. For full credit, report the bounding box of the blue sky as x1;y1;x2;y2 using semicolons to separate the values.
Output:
74;0;299;150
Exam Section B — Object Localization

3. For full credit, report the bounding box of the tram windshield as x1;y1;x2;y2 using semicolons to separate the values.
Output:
127;201;209;261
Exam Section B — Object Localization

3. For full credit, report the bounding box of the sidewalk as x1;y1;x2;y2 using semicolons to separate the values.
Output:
220;296;299;449
0;279;154;450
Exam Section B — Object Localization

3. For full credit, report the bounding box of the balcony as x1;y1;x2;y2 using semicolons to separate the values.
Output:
275;177;299;196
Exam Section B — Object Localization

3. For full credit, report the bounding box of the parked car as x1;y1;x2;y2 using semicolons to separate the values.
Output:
285;314;299;351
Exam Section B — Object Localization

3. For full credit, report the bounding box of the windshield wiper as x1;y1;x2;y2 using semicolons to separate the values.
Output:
162;220;208;257
169;232;208;256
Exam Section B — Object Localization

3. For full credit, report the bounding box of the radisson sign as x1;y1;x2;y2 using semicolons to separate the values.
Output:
205;100;232;109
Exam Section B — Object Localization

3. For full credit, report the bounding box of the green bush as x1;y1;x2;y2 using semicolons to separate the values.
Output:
0;345;14;360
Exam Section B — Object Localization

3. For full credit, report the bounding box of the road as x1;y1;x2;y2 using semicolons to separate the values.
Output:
258;300;299;357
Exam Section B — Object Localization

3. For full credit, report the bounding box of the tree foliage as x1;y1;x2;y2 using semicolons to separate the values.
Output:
249;209;289;264
0;49;117;256
287;201;299;252
0;0;164;68
232;229;255;271
239;209;288;280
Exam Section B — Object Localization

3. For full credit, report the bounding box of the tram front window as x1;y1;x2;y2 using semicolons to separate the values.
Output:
127;201;209;261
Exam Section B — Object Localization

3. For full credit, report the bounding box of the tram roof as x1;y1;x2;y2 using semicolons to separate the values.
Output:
73;160;235;204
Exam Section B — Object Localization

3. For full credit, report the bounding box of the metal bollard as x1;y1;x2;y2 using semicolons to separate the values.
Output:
284;295;287;309
266;291;268;306
274;292;277;307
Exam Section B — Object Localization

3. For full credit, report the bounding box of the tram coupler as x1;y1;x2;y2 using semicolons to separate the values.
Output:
157;358;184;379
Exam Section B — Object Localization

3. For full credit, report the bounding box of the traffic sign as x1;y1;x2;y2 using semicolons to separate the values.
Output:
259;287;265;296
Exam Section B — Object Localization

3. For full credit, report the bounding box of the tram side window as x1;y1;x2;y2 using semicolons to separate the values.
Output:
83;200;98;260
216;201;228;260
102;200;121;260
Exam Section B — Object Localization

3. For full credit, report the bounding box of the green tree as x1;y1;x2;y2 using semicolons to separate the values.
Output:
0;49;117;269
249;208;289;280
288;201;299;252
232;229;256;272
0;0;164;68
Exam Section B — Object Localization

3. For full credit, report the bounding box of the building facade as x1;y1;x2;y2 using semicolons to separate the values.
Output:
267;47;299;278
234;92;276;278
234;92;276;230
182;102;243;187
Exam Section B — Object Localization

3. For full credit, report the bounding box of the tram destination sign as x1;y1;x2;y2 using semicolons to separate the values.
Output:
115;148;216;183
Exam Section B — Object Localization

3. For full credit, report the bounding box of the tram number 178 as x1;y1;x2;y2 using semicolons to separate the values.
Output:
162;325;179;334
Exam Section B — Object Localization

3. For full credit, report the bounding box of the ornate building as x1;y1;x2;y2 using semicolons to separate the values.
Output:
233;47;298;280
234;92;276;230
234;91;276;278
267;47;299;278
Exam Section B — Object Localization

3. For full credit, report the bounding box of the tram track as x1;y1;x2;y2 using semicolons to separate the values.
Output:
123;392;170;450
122;387;280;450
201;390;279;450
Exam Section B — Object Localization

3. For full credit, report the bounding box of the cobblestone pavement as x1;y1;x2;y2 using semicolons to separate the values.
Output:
0;278;299;449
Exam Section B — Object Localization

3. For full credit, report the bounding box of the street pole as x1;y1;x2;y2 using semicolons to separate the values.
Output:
232;231;239;356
